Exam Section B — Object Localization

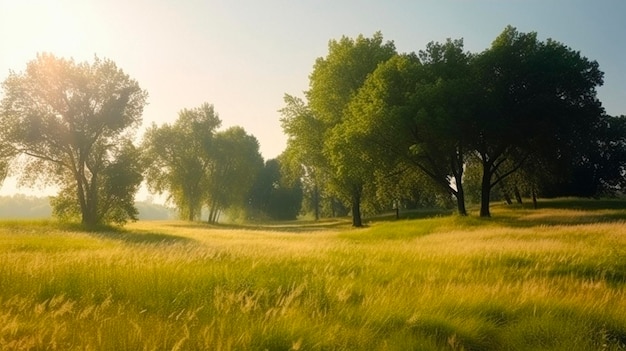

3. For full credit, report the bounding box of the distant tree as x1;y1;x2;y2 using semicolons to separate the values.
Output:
142;103;221;221
205;126;263;223
539;114;626;197
0;54;148;226
248;158;303;221
590;115;626;194
135;200;176;220
472;26;604;216
306;32;397;227
0;195;52;218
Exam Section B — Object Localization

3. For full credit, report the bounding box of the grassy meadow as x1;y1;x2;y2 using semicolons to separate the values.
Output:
1;199;626;350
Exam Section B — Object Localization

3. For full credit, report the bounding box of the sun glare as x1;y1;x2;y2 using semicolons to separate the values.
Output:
2;0;91;63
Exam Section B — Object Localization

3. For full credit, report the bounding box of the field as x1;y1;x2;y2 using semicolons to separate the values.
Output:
1;199;625;350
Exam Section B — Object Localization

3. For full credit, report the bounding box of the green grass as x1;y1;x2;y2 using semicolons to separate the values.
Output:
1;198;625;350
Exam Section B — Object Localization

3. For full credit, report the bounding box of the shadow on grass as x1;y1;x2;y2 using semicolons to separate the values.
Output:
467;198;626;229
75;224;196;245
164;219;353;234
0;220;196;246
547;262;626;287
368;208;455;223
534;198;626;211
94;230;195;245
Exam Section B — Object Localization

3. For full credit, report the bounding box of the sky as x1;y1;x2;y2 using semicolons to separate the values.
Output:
0;0;625;197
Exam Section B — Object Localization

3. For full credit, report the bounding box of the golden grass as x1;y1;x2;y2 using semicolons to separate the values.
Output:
0;200;625;350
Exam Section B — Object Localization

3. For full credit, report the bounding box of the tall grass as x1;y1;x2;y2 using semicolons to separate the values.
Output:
0;199;625;350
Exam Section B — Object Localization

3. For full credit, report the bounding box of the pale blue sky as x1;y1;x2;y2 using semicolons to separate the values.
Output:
1;0;625;196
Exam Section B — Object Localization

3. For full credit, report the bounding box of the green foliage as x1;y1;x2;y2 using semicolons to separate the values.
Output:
51;141;144;225
285;27;615;221
540;114;626;197
345;50;468;214
143;105;263;224
205;126;264;223
0;53;148;226
248;158;303;220
142;103;221;221
307;32;397;126
304;32;398;226
472;26;605;216
280;94;329;220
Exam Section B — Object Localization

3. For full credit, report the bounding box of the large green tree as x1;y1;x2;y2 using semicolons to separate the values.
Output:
345;41;474;216
51;140;144;224
472;26;604;216
306;32;397;227
142;103;221;221
205;126;263;224
0;54;148;226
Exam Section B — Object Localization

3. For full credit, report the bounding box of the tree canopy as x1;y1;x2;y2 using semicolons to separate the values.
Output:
471;26;605;216
142;103;221;221
0;26;622;225
305;32;397;227
0;53;148;226
204;126;264;224
282;26;618;221
142;104;263;224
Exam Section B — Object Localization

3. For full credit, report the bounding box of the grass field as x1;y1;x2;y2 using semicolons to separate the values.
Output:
1;199;625;350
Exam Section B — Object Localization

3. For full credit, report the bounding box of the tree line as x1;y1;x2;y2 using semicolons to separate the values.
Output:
280;26;626;226
1;26;625;227
0;54;301;226
0;195;176;220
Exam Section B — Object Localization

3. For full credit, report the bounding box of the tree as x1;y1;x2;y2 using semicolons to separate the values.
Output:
538;114;626;197
344;41;473;217
472;26;604;216
410;40;476;215
279;94;327;220
588;115;626;195
51;140;144;224
248;158;303;220
142;103;221;221
0;54;148;226
205;126;263;223
306;32;397;227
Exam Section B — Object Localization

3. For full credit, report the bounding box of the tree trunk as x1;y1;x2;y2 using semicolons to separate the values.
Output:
351;186;363;227
188;204;195;221
313;184;320;221
514;186;523;204
75;175;92;227
502;189;513;205
480;163;492;217
82;176;99;227
207;201;219;224
453;172;467;216
531;188;538;209
81;202;98;227
456;191;467;216
210;208;219;224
